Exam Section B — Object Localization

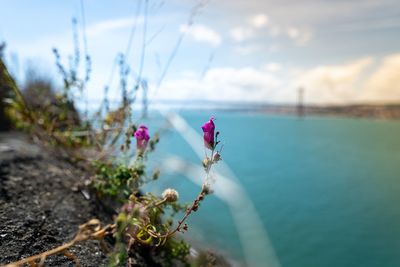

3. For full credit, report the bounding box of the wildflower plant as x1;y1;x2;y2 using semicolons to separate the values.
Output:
105;118;223;266
2;112;223;266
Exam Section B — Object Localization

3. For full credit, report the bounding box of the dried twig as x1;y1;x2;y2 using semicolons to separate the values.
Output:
1;219;115;267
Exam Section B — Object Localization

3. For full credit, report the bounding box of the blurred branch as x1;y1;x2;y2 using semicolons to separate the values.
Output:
155;0;208;90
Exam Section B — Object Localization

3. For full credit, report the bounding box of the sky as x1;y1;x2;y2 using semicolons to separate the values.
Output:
1;0;400;106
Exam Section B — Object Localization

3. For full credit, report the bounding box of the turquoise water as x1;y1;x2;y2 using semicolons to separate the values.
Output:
144;112;400;267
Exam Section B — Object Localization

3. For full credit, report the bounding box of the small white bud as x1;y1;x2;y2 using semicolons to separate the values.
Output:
201;184;212;195
162;188;179;202
202;157;211;169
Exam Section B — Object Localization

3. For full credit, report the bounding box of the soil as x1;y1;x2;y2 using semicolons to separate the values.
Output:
0;132;111;266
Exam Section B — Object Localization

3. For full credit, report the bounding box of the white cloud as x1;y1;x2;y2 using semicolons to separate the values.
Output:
287;27;300;39
250;14;269;28
229;27;254;42
87;17;141;37
294;57;373;103
293;54;400;103
361;53;400;102
153;53;400;105
229;14;268;42
155;66;283;102
229;14;313;46
286;27;312;46
263;63;282;72
180;24;222;46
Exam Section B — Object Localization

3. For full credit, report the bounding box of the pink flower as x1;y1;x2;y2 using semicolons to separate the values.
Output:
201;117;215;149
134;125;150;150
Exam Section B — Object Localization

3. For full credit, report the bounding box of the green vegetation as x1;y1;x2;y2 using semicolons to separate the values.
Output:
93;161;146;201
0;38;224;266
0;57;13;131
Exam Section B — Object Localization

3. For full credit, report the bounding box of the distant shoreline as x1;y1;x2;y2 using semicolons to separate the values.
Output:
89;98;400;120
144;103;400;120
224;104;400;120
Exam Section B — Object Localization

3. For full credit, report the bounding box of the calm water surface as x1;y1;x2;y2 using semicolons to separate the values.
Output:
144;112;400;267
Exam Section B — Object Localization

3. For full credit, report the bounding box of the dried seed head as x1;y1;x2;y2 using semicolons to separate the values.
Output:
202;157;211;169
162;188;179;202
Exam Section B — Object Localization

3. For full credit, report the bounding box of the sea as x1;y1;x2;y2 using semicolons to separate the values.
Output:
139;111;400;267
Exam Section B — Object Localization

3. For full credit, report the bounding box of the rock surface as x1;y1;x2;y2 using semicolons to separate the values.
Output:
0;132;109;266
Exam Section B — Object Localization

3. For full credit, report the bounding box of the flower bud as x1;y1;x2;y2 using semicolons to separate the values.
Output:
162;188;179;202
201;117;215;150
213;152;221;162
134;125;150;151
